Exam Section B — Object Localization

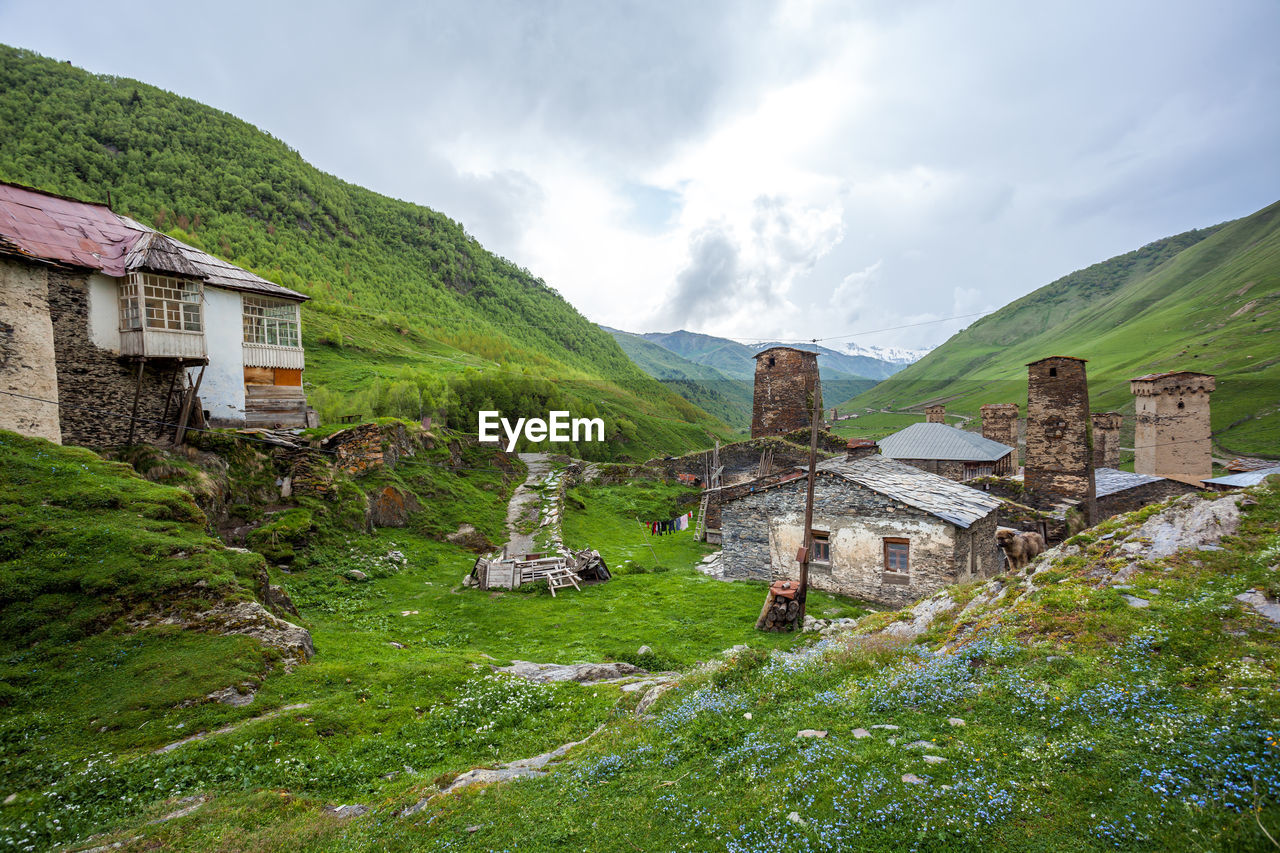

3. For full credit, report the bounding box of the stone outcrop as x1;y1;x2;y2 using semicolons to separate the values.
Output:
368;485;421;528
1116;492;1243;559
495;660;646;683
446;523;492;553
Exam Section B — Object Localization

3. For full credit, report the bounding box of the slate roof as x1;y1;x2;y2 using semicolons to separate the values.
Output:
0;182;306;301
1093;467;1166;498
877;422;1012;463
815;454;1002;528
1202;465;1280;488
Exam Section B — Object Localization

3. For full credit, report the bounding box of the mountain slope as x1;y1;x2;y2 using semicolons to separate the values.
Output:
604;327;754;429
841;202;1280;456
0;44;731;458
641;330;905;381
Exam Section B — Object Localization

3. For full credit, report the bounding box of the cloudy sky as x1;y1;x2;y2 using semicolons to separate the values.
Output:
3;0;1278;349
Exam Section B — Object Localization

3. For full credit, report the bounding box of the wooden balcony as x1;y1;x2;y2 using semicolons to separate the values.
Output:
243;342;305;370
119;328;207;361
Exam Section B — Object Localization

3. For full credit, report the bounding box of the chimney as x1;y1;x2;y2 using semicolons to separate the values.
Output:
846;439;879;461
925;405;946;424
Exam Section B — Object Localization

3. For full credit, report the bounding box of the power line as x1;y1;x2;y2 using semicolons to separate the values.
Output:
734;311;994;347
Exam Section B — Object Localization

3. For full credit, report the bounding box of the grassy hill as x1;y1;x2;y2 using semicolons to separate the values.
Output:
0;44;731;460
840;201;1280;458
640;329;902;382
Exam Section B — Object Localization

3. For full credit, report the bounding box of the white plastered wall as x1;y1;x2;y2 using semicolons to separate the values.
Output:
192;286;246;425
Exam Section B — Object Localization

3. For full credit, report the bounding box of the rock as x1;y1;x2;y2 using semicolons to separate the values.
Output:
186;601;313;666
1121;493;1244;559
905;740;936;750
346;569;368;581
787;811;807;827
389;642;405;649
744;712;753;720
206;685;255;707
870;724;899;731
637;645;653;656
324;804;369;819
147;795;208;825
635;683;676;717
1235;591;1280;624
2;793;14;805
466;825;483;833
923;755;948;764
1197;544;1225;552
852;728;871;739
497;660;645;684
881;591;956;639
722;644;750;656
797;729;827;739
446;523;493;553
902;773;926;785
947;717;965;727
261;583;299;618
368;485;421;528
1122;594;1150;609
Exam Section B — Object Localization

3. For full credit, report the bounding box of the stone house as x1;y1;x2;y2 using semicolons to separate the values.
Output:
877;421;1015;480
0;182;309;446
719;449;1002;607
1093;467;1197;517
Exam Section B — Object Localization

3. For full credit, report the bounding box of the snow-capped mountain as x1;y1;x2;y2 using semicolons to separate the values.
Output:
835;341;933;365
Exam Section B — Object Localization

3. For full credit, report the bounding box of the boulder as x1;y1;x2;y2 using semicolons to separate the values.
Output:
368;485;420;528
446;523;493;553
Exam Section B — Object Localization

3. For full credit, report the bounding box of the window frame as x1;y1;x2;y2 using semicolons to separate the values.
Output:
121;273;203;333
883;537;910;584
242;295;302;348
810;530;830;564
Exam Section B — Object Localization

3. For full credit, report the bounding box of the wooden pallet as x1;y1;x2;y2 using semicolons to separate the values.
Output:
544;566;581;597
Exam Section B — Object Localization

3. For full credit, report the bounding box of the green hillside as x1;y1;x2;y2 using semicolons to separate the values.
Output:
841;202;1280;457
605;327;754;429
0;45;731;459
641;329;901;382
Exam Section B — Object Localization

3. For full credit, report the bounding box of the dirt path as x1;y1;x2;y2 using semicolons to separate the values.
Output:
502;453;553;557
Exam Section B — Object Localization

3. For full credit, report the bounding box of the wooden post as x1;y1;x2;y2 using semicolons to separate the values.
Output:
173;364;205;446
126;359;145;445
798;363;822;623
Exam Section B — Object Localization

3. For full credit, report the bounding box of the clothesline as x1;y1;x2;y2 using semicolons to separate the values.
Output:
645;511;693;536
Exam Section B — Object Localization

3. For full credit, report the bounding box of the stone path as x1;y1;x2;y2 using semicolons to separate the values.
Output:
502;453;553;557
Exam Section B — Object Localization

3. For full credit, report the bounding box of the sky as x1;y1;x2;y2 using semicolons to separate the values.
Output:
2;0;1278;350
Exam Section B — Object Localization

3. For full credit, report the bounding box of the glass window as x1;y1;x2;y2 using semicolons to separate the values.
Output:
121;274;201;332
243;296;301;347
884;538;909;573
811;531;830;564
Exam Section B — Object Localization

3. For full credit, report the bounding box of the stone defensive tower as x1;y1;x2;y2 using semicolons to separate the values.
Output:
980;403;1019;470
751;347;822;438
1130;372;1215;485
925;404;946;423
1025;356;1096;520
1090;412;1123;469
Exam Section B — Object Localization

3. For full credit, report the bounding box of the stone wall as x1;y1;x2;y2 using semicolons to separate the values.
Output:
925;405;946;424
751;347;821;438
980;403;1019;470
322;421;418;476
0;256;61;442
47;269;182;447
1097;478;1198;519
1091;412;1122;469
720;473;998;607
1131;373;1214;485
894;457;967;481
1025;356;1096;512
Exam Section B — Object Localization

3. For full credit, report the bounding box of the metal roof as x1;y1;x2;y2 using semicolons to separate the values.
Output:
877;422;1013;463
1093;467;1166;498
1202;465;1280;488
0;182;306;301
815;454;1002;528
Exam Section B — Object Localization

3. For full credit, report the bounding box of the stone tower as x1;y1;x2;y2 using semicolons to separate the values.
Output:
1090;412;1123;469
980;403;1019;470
1025;356;1096;520
751;347;822;438
925;404;946;424
1130;371;1215;485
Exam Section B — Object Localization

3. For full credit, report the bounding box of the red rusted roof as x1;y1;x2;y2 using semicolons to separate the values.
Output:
0;183;138;275
0;182;307;301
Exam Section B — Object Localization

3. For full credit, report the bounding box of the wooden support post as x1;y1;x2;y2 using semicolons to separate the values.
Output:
173;364;205;446
126;359;145;445
797;364;822;623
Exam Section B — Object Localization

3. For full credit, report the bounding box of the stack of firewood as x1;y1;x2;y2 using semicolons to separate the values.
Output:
755;581;801;632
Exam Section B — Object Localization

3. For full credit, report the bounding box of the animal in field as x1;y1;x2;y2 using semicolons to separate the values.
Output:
996;528;1047;571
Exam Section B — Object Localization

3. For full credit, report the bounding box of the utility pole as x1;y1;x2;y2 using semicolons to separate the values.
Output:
797;353;821;623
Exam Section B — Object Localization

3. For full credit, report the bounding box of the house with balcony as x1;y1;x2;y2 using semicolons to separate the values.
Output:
0;181;309;447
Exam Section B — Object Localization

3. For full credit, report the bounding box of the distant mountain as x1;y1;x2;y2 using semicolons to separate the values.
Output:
841;200;1280;457
638;330;906;382
835;341;932;366
603;327;753;429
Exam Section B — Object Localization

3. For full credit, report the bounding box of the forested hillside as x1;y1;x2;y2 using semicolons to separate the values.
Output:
842;202;1280;457
0;45;731;459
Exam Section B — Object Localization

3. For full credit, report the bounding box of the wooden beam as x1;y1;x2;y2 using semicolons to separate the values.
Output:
173;364;205;445
126;359;145;445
